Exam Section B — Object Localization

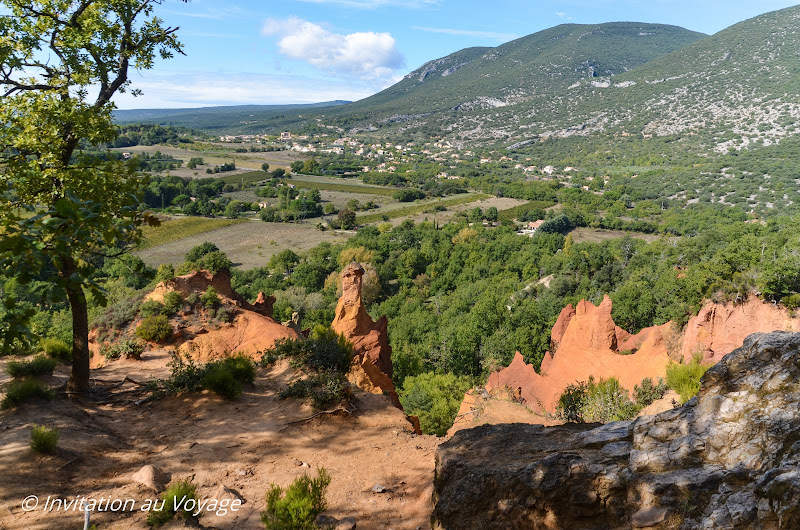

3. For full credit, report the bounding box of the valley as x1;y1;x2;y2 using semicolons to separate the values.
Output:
5;3;800;529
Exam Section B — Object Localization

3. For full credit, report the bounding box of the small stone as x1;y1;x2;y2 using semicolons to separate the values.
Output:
632;507;668;528
132;465;170;493
301;462;311;468
371;484;388;493
336;516;356;529
294;459;303;466
315;514;339;527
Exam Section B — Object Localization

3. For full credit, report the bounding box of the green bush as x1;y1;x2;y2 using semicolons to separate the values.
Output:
162;291;184;315
41;338;71;361
163;353;206;395
216;306;234;323
135;315;173;343
398;372;472;436
556;381;588;423
195;251;232;274
186;241;219;263
200;286;219;309
557;377;643;423
280;369;349;410
580;377;640;423
30;424;59;454
263;327;353;374
202;366;241;400
154;263;175;284
5;355;57;378
146;479;200;527
261;468;331;530
139;300;164;318
666;353;712;404
92;296;141;331
186;292;201;308
217;355;256;384
633;377;668;407
1;380;55;409
100;339;145;360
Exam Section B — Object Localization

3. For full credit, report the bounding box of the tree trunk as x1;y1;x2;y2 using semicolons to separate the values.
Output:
65;278;91;394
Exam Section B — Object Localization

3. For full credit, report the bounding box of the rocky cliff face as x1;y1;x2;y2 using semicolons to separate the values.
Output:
331;263;401;408
681;297;800;364
433;331;800;529
486;295;671;413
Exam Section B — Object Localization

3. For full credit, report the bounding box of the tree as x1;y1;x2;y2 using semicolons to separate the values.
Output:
0;0;183;392
261;162;270;172
338;209;356;230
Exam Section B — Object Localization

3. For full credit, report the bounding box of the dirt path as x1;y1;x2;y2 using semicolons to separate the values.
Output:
0;358;439;529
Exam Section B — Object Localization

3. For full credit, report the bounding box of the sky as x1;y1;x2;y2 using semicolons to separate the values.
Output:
113;0;800;109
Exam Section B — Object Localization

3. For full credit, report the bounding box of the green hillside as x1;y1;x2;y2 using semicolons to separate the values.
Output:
113;101;350;133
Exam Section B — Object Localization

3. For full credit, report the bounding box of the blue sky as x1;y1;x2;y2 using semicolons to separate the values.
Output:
114;0;800;109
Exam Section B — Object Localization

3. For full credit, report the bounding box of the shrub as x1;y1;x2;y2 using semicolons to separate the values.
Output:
666;353;712;404
202;366;241;400
261;468;331;530
186;292;200;308
135;315;173;343
195;251;232;274
216;306;234;323
557;377;642;423
93;296;141;331
30;424;59;454
139;300;164;318
5;355;57;378
556;381;588;423
633;377;668;407
41;338;71;361
146;479;200;527
280;369;349;410
218;355;256;384
398;372;472;436
154;263;175;284
1;380;55;409
163;352;205;394
186;241;219;263
200;286;219;309
162;291;184;315
100;339;145;360
580;377;640;423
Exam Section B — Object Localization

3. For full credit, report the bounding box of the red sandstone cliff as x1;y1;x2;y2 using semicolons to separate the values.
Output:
483;294;800;417
487;295;670;413
681;298;800;363
332;262;402;408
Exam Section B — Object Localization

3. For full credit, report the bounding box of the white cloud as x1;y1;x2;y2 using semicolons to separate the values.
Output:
295;0;439;8
262;17;405;81
555;12;574;21
111;71;383;109
412;26;519;43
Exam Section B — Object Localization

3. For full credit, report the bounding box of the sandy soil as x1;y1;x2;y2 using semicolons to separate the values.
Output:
135;220;353;270
0;356;440;529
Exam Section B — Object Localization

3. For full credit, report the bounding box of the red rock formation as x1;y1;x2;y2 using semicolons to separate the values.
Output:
142;269;299;361
179;311;300;362
332;262;401;408
681;298;800;363
486;296;671;414
146;269;273;317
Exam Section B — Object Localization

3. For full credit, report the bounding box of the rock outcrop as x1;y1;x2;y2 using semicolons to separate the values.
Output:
681;297;800;363
147;269;299;361
146;269;275;317
486;295;671;413
433;331;800;529
332;262;401;408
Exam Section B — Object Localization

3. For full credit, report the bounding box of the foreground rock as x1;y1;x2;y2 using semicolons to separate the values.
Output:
433;331;800;529
332;262;402;408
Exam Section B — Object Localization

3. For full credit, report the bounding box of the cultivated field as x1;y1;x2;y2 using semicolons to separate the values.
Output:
136;220;353;270
569;227;662;244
